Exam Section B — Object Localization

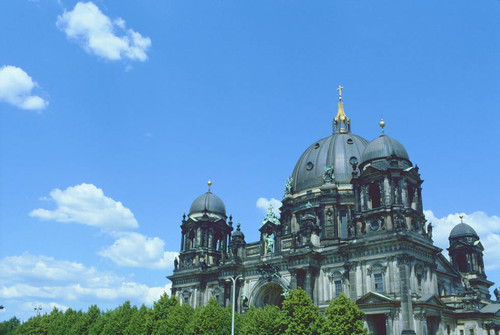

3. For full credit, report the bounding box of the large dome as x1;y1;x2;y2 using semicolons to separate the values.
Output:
361;135;410;165
189;192;226;219
290;133;368;194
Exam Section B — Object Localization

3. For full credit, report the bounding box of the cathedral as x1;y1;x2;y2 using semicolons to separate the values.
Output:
168;87;500;335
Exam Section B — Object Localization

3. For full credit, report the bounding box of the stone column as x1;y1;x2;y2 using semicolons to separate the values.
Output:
354;185;361;212
181;232;185;251
344;262;358;300
360;185;366;210
290;269;297;290
208;229;213;250
305;268;312;298
384;176;391;205
196;228;201;249
397;254;416;335
360;261;367;296
401;179;409;208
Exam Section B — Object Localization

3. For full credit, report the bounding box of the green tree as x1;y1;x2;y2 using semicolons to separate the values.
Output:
240;305;285;335
322;293;368;335
147;292;179;334
70;305;101;335
186;297;233;335
281;288;322;335
155;299;194;335
0;316;20;335
101;301;137;335
124;304;149;335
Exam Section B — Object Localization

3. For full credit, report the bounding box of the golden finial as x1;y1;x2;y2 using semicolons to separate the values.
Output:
207;179;212;192
459;214;464;223
337;85;344;101
333;85;350;133
379;117;385;134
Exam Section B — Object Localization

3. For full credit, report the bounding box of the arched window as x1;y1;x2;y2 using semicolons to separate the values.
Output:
368;263;387;293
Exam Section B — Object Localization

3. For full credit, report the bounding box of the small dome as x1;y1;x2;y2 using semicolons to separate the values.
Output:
233;229;245;239
361;135;410;164
189;192;226;219
290;133;368;194
449;223;479;239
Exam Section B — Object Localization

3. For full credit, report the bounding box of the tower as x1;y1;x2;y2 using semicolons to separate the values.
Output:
448;215;493;300
172;180;233;306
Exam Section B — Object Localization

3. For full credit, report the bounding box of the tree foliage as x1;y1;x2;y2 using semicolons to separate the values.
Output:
281;288;322;335
239;305;284;335
2;289;370;335
322;293;369;335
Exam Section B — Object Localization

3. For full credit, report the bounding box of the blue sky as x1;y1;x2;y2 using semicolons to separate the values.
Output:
1;0;500;321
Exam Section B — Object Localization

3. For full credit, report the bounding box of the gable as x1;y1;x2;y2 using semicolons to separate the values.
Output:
357;291;393;305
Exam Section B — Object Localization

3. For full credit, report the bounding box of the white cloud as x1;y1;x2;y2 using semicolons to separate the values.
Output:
0;65;48;111
56;2;151;62
29;183;138;232
425;210;500;271
256;197;282;216
99;232;178;270
0;253;171;305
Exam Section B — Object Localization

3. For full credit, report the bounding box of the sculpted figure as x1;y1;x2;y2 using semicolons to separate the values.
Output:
265;234;274;254
285;177;293;195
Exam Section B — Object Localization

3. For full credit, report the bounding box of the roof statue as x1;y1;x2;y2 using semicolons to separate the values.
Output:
261;204;281;226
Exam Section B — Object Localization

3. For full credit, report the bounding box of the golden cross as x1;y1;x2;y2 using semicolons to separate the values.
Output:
268;204;274;213
337;85;344;101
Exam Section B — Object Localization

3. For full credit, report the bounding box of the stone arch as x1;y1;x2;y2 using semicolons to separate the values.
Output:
249;278;289;308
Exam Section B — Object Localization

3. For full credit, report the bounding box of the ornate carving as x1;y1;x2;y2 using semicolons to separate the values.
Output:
323;165;335;183
427;222;433;239
241;294;249;309
385;310;399;320
258;264;281;282
281;288;290;298
414;311;427;320
262;205;281;226
284;176;293;195
397;253;413;265
265;234;274;254
344;261;358;271
348;221;355;237
394;214;407;230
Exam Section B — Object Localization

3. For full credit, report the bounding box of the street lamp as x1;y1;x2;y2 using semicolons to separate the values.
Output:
225;274;242;335
34;305;42;316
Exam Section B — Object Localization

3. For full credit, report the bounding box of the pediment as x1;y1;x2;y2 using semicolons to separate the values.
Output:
357;291;393;305
418;293;446;308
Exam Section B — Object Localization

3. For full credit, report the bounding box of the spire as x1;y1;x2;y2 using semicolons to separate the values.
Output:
207;179;212;193
333;85;351;133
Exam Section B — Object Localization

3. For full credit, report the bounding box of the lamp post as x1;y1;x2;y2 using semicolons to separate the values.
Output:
225;274;242;335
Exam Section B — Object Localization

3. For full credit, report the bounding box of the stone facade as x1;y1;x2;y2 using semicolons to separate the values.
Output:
168;96;500;335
